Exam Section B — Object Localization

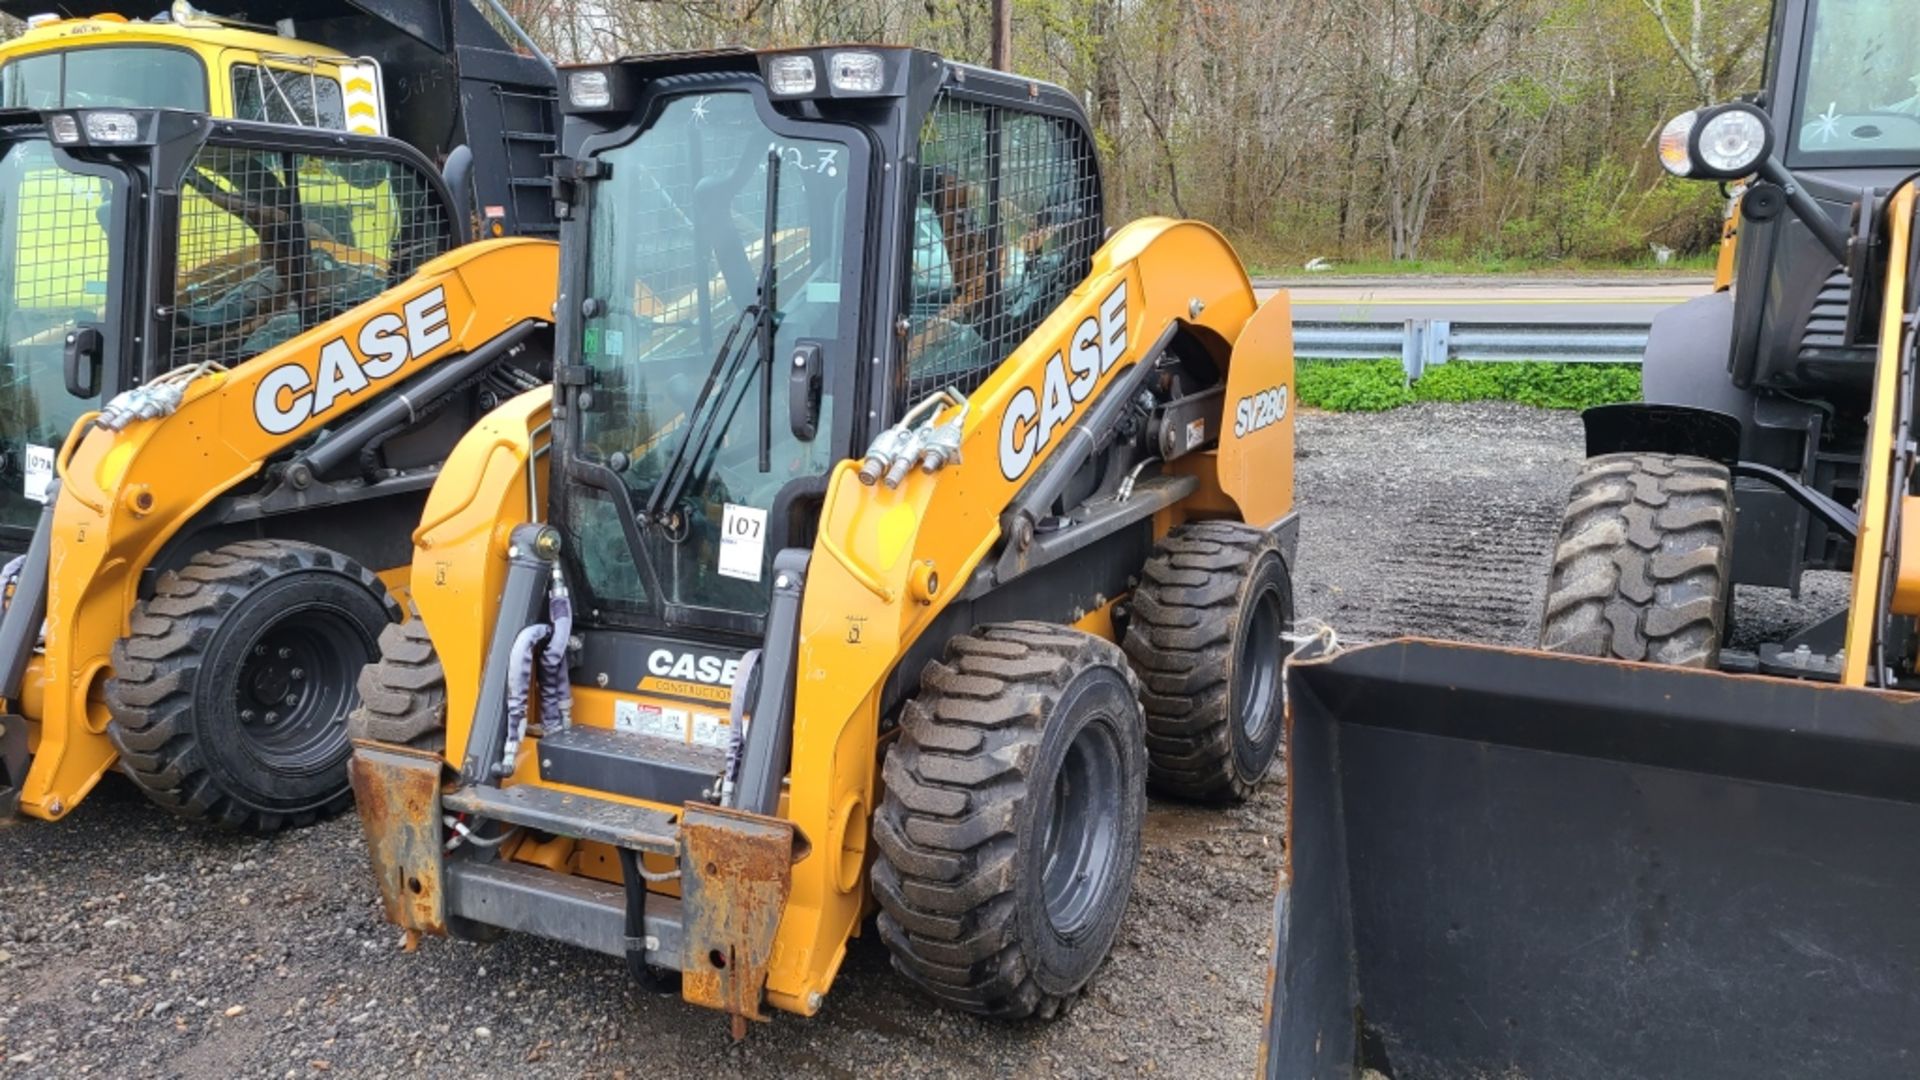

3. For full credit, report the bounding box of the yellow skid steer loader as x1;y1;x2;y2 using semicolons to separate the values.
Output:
346;46;1299;1032
0;109;555;828
1265;1;1920;1072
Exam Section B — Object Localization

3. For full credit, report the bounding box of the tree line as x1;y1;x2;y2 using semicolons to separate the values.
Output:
503;0;1768;269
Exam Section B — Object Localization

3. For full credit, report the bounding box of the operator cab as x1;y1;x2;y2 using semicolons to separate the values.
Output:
551;48;1103;642
1721;0;1920;401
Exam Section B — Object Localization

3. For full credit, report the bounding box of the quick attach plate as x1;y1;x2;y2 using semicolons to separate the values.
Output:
347;740;449;938
677;802;808;1035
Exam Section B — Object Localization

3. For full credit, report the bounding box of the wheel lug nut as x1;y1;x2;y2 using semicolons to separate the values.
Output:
290;667;305;680
284;694;298;706
277;647;293;660
265;711;278;724
254;645;267;657
240;709;255;724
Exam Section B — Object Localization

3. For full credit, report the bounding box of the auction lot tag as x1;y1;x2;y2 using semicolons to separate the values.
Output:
23;444;53;503
718;503;768;582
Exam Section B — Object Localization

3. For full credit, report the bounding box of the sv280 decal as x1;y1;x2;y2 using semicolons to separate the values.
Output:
1233;385;1289;438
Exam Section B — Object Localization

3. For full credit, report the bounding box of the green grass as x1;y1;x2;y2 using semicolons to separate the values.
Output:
1295;358;1641;412
1247;251;1717;278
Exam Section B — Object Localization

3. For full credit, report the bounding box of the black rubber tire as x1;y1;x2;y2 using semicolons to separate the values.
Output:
347;615;448;753
1539;452;1734;667
1122;521;1292;802
346;615;505;943
872;622;1147;1020
106;540;399;833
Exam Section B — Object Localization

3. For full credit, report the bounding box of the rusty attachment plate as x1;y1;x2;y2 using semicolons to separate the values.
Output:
348;740;450;938
677;802;806;1032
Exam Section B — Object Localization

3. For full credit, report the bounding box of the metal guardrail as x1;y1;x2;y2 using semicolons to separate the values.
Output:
1295;319;1651;379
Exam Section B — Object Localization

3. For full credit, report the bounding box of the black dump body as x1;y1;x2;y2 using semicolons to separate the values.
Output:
1268;638;1920;1080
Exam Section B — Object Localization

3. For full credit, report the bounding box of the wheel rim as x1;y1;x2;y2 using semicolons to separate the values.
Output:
1234;581;1287;743
1039;716;1124;938
228;606;366;770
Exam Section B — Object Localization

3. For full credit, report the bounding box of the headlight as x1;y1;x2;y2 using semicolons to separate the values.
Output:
1696;105;1769;176
82;111;140;143
1657;110;1697;177
567;70;611;109
46;113;81;145
767;54;817;96
827;51;885;94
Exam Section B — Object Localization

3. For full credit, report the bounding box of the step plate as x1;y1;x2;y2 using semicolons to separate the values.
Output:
537;725;726;807
441;782;678;854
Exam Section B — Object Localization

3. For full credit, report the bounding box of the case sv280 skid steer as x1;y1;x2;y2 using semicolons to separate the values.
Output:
1267;2;1920;1076
346;47;1299;1033
0;0;563;830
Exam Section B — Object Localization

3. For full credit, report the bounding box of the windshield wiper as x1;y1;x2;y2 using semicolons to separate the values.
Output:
642;149;781;532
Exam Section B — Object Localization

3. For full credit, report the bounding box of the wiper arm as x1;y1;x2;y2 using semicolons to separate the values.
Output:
642;149;783;528
642;300;758;526
755;148;780;474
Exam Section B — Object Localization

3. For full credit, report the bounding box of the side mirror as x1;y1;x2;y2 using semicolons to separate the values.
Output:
63;324;103;399
788;340;823;441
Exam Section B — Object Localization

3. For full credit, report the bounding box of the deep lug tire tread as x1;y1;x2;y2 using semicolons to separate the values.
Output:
106;540;398;833
1539;452;1733;667
872;622;1146;1020
1122;520;1290;802
347;615;448;752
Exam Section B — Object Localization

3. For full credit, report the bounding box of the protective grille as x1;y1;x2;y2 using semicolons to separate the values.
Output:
170;145;452;368
902;93;1103;404
4;146;112;323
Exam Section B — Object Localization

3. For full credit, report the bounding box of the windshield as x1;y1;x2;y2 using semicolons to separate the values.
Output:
1794;0;1920;158
1;47;208;111
0;138;117;536
570;90;855;622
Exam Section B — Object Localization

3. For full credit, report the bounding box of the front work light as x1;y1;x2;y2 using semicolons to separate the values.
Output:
82;111;141;143
46;113;80;144
1659;102;1774;182
1695;106;1770;177
827;51;885;94
567;69;611;109
767;54;817;96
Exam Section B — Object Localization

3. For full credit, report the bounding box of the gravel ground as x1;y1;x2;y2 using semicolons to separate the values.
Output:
0;402;1836;1078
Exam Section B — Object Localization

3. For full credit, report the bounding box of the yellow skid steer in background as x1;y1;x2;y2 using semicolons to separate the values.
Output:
0;109;555;828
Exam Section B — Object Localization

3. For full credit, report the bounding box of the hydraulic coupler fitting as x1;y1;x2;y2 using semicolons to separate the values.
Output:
857;424;918;486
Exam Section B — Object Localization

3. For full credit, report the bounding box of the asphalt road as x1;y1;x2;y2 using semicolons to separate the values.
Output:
1255;276;1712;325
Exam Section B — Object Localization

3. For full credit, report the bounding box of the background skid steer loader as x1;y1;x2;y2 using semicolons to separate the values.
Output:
1263;19;1920;1075
0;0;557;559
345;47;1299;1033
0;110;554;828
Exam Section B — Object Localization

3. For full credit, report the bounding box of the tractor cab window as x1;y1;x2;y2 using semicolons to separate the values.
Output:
231;65;349;130
0;46;207;111
0;138;119;531
570;89;857;620
903;96;1102;405
1794;0;1920;159
170;145;451;369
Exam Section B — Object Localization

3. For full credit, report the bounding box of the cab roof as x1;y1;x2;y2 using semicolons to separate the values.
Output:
0;13;353;62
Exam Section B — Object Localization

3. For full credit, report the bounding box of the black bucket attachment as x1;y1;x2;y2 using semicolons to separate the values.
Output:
1266;638;1920;1080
